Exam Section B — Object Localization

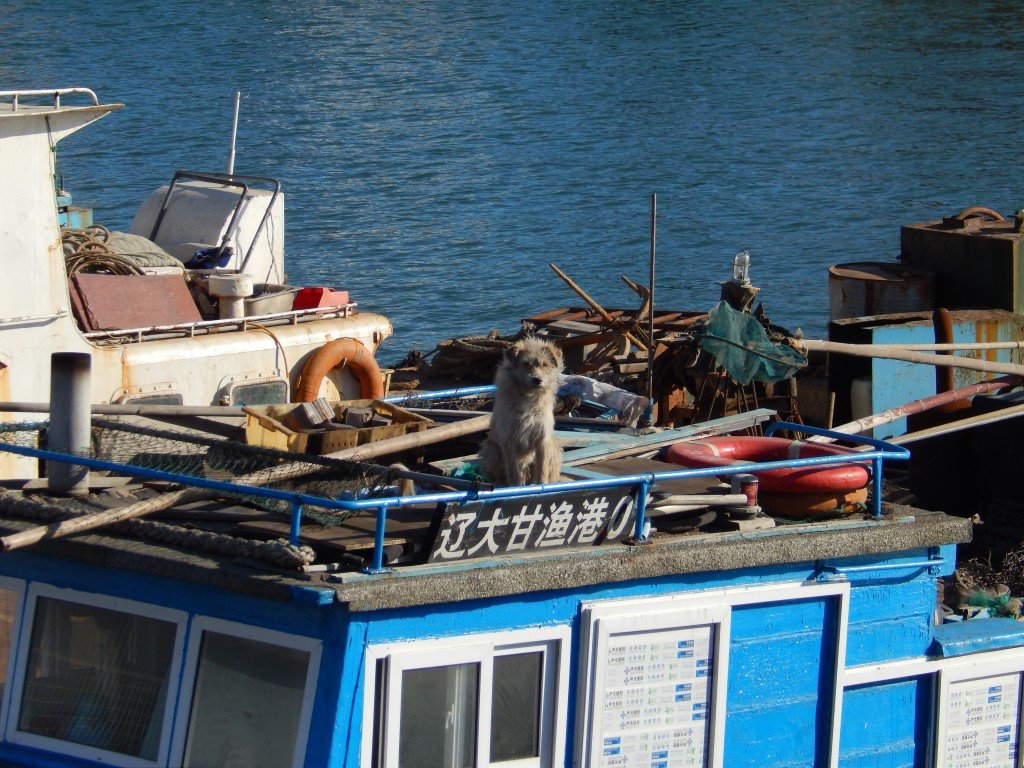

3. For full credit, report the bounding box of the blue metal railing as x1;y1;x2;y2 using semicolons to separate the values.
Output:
0;421;908;574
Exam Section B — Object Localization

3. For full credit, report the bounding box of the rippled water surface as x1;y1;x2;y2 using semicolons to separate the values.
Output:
3;1;1024;362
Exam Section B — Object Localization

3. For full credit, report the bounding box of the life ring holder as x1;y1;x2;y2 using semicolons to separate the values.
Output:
294;338;385;402
661;436;869;494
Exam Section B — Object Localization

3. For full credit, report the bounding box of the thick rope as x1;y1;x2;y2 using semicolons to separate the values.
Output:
0;489;315;569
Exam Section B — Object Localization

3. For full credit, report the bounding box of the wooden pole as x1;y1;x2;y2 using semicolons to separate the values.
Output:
853;341;1024;352
0;415;492;552
549;263;648;351
800;338;1024;377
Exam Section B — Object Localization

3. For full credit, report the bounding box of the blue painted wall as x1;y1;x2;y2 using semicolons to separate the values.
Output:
0;542;987;768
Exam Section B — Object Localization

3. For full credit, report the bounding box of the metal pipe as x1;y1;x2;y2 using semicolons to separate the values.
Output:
383;385;497;404
817;556;946;578
647;193;656;409
365;505;391;574
227;91;241;176
47;353;92;496
633;480;650;542
800;338;1024;376
0;402;244;417
289;499;302;545
813;375;1019;440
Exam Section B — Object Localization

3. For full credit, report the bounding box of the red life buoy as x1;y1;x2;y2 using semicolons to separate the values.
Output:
295;338;385;402
662;436;869;494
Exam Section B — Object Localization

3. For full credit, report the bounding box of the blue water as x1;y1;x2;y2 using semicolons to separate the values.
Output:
4;1;1024;363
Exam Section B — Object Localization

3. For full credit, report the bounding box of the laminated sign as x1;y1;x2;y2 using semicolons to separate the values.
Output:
428;487;638;562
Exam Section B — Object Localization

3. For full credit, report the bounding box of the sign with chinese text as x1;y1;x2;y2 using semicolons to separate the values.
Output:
942;672;1021;768
428;487;637;563
599;625;715;768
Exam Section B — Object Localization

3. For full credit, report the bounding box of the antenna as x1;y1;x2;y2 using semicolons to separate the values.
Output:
227;91;241;176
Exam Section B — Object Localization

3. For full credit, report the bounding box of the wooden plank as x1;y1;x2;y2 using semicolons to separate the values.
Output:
235;504;437;552
574;457;719;497
561;409;775;466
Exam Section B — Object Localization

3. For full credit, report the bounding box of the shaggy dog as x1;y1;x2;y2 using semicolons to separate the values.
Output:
479;337;564;486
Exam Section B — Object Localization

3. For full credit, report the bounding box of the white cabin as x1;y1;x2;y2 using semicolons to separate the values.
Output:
0;88;393;477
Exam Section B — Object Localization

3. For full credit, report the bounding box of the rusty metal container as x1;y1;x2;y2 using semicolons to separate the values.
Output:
901;206;1024;313
828;261;935;321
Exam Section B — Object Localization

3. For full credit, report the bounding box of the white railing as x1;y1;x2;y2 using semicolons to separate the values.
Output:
0;88;100;112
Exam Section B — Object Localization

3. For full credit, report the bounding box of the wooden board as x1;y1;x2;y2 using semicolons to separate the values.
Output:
235;504;438;553
578;457;721;496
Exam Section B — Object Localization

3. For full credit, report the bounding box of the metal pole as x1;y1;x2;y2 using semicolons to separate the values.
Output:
227;91;241;176
48;352;91;496
647;193;656;408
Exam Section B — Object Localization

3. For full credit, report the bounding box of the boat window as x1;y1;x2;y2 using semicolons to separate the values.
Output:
176;620;320;768
368;628;569;768
398;662;479;768
490;651;543;762
227;379;288;406
117;393;185;406
15;596;178;763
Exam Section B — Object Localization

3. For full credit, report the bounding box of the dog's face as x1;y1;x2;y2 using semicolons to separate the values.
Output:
502;337;563;390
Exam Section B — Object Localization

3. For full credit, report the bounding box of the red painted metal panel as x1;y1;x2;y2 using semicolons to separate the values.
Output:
68;273;202;331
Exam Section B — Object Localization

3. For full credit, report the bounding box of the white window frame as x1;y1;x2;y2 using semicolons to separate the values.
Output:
0;576;26;743
577;580;850;768
5;583;187;768
933;648;1024;768
168;615;322;768
362;625;571;768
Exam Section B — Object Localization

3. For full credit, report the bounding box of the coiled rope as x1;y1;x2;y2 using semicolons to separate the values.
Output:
62;225;144;276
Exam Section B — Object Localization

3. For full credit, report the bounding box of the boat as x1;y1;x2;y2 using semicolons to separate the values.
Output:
0;380;1017;768
0;89;1022;768
0;87;392;479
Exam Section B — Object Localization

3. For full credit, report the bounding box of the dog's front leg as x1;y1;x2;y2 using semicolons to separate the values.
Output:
504;451;527;486
535;442;561;484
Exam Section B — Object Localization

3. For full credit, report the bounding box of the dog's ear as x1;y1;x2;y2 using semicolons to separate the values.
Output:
542;344;563;368
503;346;520;364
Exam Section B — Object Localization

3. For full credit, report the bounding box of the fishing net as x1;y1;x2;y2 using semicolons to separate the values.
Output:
695;301;807;386
0;418;408;527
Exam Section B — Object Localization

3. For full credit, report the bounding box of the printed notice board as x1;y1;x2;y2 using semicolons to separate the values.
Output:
939;670;1022;768
577;605;730;768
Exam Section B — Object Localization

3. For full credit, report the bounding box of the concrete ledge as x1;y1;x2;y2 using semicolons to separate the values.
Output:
334;506;971;611
0;504;971;611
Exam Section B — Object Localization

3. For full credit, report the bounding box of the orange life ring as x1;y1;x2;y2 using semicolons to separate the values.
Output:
661;436;869;494
295;338;385;402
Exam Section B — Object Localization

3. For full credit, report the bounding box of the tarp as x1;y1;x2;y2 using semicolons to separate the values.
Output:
696;301;807;385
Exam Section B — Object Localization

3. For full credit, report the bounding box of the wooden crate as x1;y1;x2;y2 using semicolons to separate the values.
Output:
244;399;431;454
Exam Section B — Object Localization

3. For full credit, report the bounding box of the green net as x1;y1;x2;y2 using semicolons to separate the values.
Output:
696;301;807;386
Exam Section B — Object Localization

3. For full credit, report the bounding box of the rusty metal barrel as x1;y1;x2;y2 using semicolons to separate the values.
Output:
828;261;935;321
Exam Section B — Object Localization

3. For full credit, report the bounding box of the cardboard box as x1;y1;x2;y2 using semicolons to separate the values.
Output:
243;399;431;454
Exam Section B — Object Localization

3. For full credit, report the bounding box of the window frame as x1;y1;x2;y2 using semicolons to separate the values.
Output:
576;580;851;768
168;615;322;768
363;626;571;768
4;584;187;768
0;576;26;742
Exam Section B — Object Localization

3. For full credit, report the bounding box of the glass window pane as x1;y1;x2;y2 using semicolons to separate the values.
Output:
490;652;542;762
399;663;478;768
0;589;19;700
18;597;176;760
184;632;311;768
